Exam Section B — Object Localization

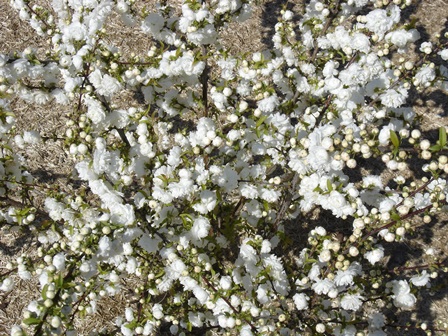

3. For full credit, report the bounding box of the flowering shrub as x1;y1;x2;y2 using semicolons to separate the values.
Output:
1;0;448;335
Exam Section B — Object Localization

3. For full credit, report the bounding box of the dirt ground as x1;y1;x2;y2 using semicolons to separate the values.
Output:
0;0;447;335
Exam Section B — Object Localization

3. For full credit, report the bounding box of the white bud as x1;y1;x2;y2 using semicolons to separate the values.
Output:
223;87;232;97
316;323;326;333
349;246;359;256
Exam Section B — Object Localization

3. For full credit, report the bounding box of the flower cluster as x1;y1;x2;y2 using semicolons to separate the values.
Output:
1;0;448;335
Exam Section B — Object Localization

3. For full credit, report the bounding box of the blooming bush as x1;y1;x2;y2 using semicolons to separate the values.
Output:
1;0;448;335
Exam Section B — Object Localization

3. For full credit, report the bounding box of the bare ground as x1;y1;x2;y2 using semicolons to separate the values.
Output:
0;1;447;335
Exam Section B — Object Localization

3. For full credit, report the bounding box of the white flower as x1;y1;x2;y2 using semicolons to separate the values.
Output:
334;269;355;286
352;32;370;53
369;313;386;329
10;326;23;336
17;265;31;281
385;29;420;50
420;41;433;53
365;6;400;39
308;146;329;171
259;188;280;202
439;49;448;60
193;190;217;214
322;190;354;218
240;183;259;199
282;10;293;20
239;241;258;264
23;130;41;144
392;280;417;309
110;203;135;226
325;76;342;93
98;236;112;258
364;246;384;265
188;25;218;45
288;150;308;174
62;21;87;42
340;293;364;311
125;307;134;322
256;284;270;304
363;175;383;189
44;198;65;221
415;65;436;85
261;240;272;253
312;278;335;295
52;253;66;271
0;277;14;292
410;270;430;287
319;249;332;263
257;95;279;113
192;286;209;304
89;69;121;97
212;166;239;192
141;13;165;36
152;303;164;319
190;216;211;241
414;193;431;209
220;276;232;290
84;95;106;125
380;88;408;108
314;226;327;236
378;198;395;213
167;259;186;281
293;293;309;310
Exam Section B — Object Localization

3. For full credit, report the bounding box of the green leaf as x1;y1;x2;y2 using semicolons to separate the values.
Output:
23;317;41;325
124;321;138;329
327;179;333;192
306;258;318;264
390;130;400;148
56;273;64;288
41;284;49;300
256;115;268;128
391;212;401;221
439;127;447;148
430;144;442;152
180;213;193;229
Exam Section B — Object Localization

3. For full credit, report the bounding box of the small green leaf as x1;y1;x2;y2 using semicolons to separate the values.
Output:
56;273;64;288
429;144;442;152
390;130;400;148
439;127;447;148
180;214;193;229
306;258;318;263
256;115;268;128
125;321;138;329
327;179;333;192
23;317;41;325
41;284;49;300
